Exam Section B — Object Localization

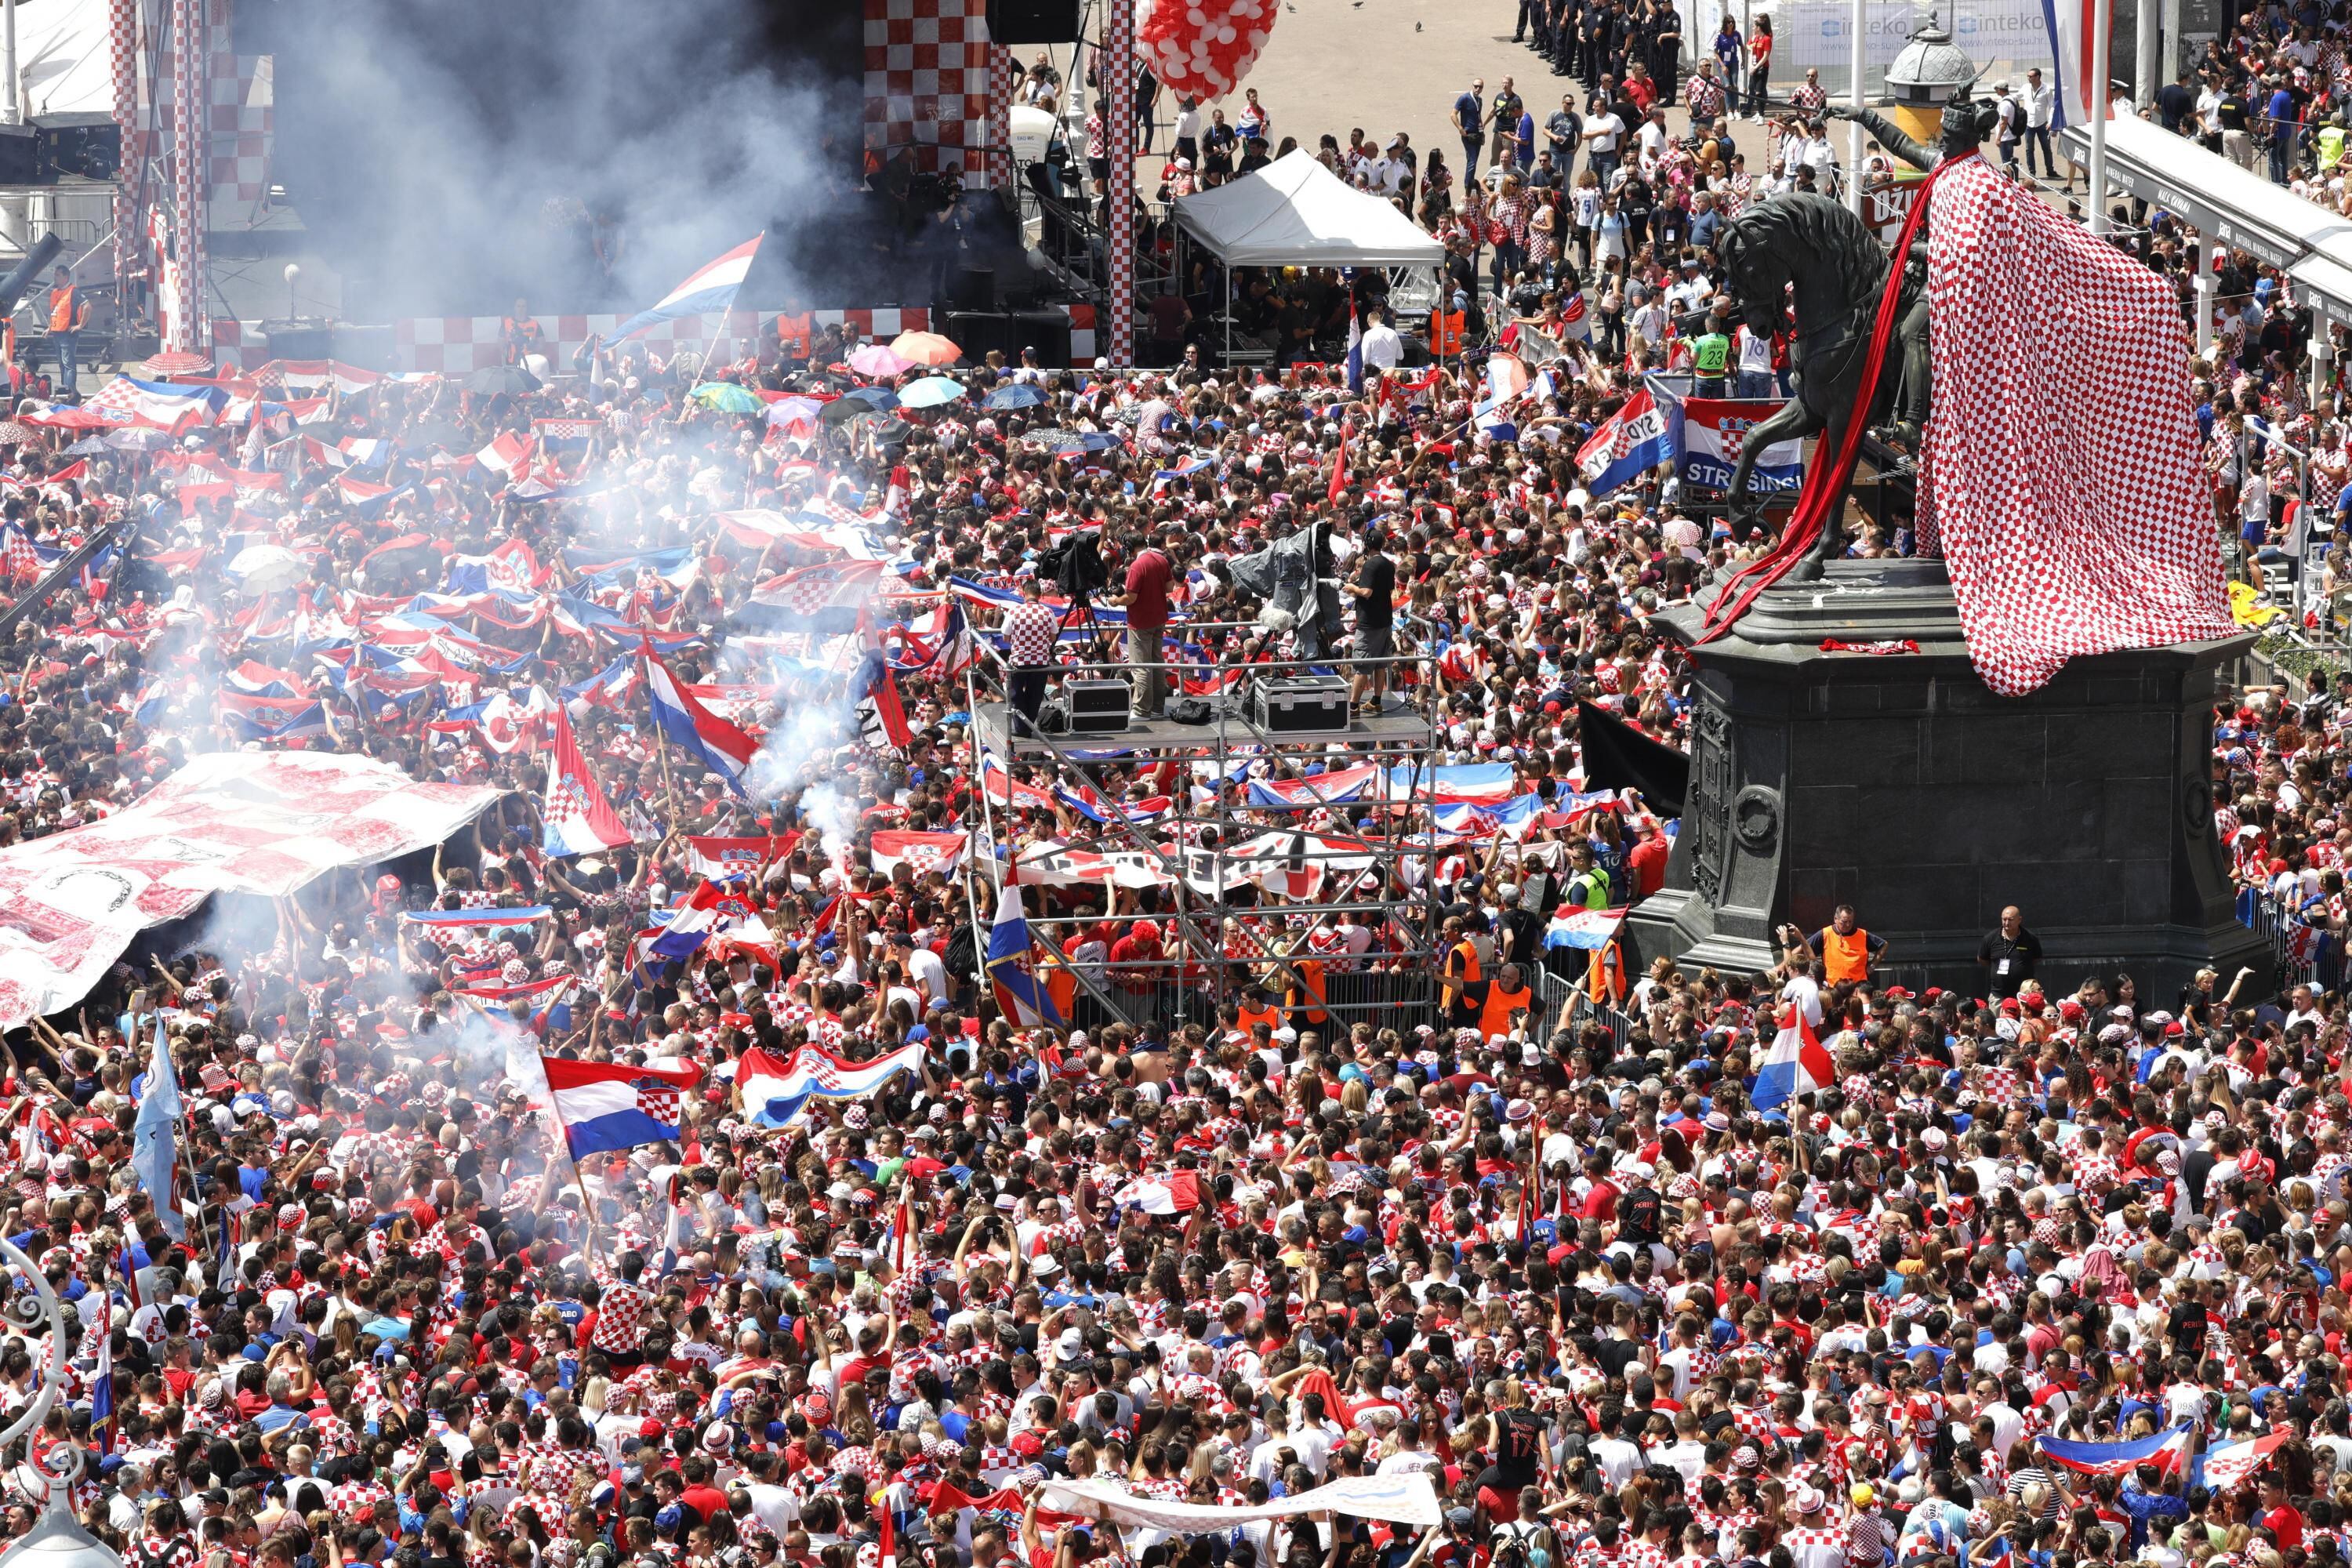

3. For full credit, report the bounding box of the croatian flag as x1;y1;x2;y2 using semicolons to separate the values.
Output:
643;646;759;794
869;829;969;878
542;1055;701;1158
650;879;758;961
1577;387;1674;498
734;1042;928;1129
852;652;913;753
1345;299;1363;394
614;234;767;342
987;884;1061;1027
2038;1426;2192;1478
2040;0;2100;133
1113;1171;1203;1215
2200;1431;2288;1490
477;432;535;477
542;706;633;858
687;833;800;880
89;1322;114;1455
400;906;554;933
1750;1005;1835;1113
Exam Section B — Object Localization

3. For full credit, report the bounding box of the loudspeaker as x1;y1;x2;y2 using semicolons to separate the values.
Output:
944;310;1017;363
332;322;396;371
33;114;119;182
1010;307;1073;368
0;125;38;186
949;264;996;313
261;318;332;361
985;0;1080;42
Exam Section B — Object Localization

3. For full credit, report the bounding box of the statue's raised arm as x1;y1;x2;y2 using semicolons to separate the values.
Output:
1826;103;1941;171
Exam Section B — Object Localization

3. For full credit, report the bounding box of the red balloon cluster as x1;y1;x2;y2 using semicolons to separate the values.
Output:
1134;0;1276;102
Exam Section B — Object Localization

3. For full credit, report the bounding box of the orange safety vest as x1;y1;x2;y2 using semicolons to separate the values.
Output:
1479;978;1533;1042
1429;308;1465;357
775;310;813;359
1237;1000;1281;1036
1821;926;1874;985
1443;938;1486;1012
48;286;75;333
1585;940;1628;1004
1286;957;1328;1025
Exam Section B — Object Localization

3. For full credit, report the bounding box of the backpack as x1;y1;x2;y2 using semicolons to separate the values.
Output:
1621;1183;1663;1243
944;922;978;977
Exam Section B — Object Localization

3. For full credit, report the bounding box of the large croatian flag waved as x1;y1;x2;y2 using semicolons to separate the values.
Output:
613;234;765;342
734;1043;927;1128
643;646;759;795
1750;1005;1835;1113
2038;1426;2191;1478
541;1056;701;1157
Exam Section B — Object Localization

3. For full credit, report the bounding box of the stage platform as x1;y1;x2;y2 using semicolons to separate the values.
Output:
973;691;1432;763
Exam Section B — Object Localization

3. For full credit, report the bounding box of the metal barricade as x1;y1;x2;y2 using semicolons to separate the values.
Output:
2241;887;2332;992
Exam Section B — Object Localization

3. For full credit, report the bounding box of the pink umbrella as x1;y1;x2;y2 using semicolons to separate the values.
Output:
847;343;913;379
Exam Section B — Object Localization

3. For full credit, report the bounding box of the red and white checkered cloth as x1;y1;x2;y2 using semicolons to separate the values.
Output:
1925;154;2237;695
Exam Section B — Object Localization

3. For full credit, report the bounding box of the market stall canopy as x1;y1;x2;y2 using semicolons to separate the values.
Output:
1172;149;1444;268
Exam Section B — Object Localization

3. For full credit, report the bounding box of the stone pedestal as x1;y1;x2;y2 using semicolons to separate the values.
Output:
1624;560;2273;1002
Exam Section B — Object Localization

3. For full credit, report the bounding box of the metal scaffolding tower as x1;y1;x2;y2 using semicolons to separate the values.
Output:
964;637;1453;1039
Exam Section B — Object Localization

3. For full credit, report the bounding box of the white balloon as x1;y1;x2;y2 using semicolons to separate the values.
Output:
1187;5;1207;20
1248;28;1268;44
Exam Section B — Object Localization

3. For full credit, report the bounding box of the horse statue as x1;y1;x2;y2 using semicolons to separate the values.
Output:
1717;88;2002;577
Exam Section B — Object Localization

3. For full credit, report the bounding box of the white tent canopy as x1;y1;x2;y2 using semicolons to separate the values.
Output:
1172;150;1443;268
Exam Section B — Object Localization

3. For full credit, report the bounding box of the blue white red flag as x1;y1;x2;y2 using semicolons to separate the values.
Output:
1751;1005;1835;1113
2038;1426;2192;1478
1577;387;1674;497
987;884;1061;1027
1345;300;1363;394
542;1055;700;1157
643;645;759;794
221;692;331;742
452;972;577;1033
852;652;913;752
613;234;766;341
649;879;759;961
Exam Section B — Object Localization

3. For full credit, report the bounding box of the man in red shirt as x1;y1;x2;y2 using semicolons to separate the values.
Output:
1109;528;1177;720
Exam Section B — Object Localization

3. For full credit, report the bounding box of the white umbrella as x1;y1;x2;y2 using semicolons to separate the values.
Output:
226;543;307;597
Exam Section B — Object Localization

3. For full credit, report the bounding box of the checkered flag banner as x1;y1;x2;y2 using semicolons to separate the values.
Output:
1924;154;2236;696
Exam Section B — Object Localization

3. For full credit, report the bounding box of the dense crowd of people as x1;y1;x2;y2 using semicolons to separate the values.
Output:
6;15;2352;1568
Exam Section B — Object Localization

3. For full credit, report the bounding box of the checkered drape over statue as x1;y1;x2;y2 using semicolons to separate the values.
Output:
1923;154;2237;696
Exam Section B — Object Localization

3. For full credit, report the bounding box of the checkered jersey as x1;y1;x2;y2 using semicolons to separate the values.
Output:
1923;154;2237;695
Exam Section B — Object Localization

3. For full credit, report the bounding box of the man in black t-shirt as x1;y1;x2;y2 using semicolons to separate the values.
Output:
1346;532;1398;715
1976;905;2042;999
2158;69;2197;132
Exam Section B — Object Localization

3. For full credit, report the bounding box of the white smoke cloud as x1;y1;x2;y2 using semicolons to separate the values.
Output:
272;0;844;321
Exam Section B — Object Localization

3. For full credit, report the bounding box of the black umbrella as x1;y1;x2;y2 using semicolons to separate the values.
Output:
467;365;541;396
819;397;870;425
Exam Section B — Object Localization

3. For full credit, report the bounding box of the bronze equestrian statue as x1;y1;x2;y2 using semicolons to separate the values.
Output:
1716;88;2003;577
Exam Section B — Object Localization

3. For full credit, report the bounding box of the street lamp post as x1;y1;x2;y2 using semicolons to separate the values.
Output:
0;1239;124;1568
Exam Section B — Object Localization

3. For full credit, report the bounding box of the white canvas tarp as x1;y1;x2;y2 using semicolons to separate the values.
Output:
0;753;506;1029
1173;150;1444;269
1035;1474;1441;1535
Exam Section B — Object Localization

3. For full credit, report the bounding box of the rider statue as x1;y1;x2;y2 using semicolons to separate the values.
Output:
1711;80;2002;574
1825;85;2003;445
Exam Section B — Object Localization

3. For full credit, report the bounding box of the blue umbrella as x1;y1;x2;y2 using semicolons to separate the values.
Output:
985;383;1046;410
842;385;899;412
64;437;108;456
898;376;967;409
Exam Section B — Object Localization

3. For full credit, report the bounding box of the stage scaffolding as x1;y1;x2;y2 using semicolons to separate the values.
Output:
964;634;1452;1040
